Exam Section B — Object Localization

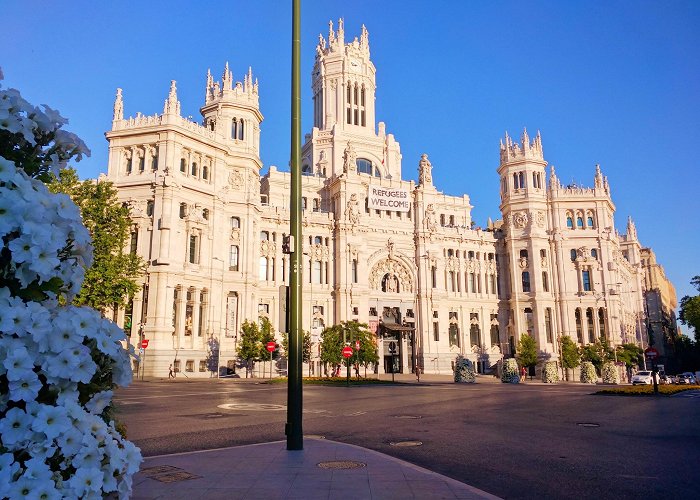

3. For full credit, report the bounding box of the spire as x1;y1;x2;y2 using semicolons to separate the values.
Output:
627;216;637;240
337;18;345;46
360;24;369;54
549;165;560;189
594;163;604;188
163;80;180;115
113;88;123;121
328;20;336;48
603;175;610;194
222;62;233;91
521;127;530;148
205;69;213;101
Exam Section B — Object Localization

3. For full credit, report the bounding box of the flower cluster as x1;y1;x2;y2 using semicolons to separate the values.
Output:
580;361;597;384
542;361;559;384
453;355;476;383
601;362;620;384
0;78;141;498
501;358;520;384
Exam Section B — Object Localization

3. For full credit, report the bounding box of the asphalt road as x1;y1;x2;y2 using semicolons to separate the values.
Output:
115;378;700;499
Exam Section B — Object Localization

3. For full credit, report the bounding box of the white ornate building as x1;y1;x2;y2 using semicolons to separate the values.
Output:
104;20;655;377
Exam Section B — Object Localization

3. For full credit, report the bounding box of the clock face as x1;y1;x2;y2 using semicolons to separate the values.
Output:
349;58;360;72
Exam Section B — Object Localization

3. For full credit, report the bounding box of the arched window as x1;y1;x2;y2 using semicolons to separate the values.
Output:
449;215;455;226
518;172;525;189
231;119;238;139
598;308;606;340
356;158;373;175
139;156;145;172
126;158;133;174
229;245;239;271
490;316;499;346
521;271;531;292
566;216;573;228
202;209;209;220
179;203;187;219
575;308;583;343
146;200;154;217
540;249;547;259
302;164;313;176
440;214;446;227
542;271;549;292
312;199;320;212
313;236;322;245
450;323;461;347
513;173;519;189
545;308;554;343
180;158;186;172
152;154;158;171
570;249;577;261
591;249;598;259
381;273;399;293
230;216;240;229
532;172;538;188
576;216;584;228
238;120;244;140
587;215;595;228
519;249;528;259
260;231;269;241
202;165;209;180
586;308;595;343
191;162;198;176
259;257;268;281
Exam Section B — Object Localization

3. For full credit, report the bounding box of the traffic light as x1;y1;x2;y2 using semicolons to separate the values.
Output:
282;233;294;254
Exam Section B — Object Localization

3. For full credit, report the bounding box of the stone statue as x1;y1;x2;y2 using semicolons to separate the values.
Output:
418;153;432;185
343;142;357;173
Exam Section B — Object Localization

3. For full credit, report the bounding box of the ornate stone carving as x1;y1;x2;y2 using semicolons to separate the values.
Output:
343;142;357;173
126;199;144;218
418;153;432;186
519;257;529;269
368;258;413;293
535;211;545;228
513;211;528;228
541;257;548;268
423;204;438;233
260;239;276;258
386;238;395;260
345;193;361;230
228;170;244;190
230;227;240;243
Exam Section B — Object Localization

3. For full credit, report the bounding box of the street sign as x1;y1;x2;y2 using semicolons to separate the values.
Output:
644;347;659;359
342;346;353;358
355;340;360;350
266;341;277;352
141;339;149;349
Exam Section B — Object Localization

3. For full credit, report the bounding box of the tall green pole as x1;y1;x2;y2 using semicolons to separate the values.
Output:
286;0;303;451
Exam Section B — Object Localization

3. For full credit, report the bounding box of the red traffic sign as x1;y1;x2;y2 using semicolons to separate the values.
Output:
644;347;659;359
342;346;354;358
140;339;149;349
266;341;277;352
355;340;360;350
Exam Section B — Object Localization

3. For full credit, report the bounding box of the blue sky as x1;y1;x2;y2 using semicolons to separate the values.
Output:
2;1;698;316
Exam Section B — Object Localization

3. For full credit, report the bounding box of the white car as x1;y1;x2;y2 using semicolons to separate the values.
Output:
631;370;654;385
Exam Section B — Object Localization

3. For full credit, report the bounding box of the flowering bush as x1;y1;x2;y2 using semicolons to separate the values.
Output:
580;361;597;384
0;77;141;498
501;358;520;383
454;355;476;383
542;361;559;383
601;362;620;384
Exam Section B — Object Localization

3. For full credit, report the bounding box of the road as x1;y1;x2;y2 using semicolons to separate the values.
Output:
115;378;700;499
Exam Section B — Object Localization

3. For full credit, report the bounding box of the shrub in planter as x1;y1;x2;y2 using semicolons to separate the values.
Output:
542;361;559;383
454;355;476;383
601;362;620;384
501;358;520;383
0;80;141;498
580;361;597;384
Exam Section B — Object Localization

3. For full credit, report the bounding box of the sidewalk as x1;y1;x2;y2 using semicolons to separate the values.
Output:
131;437;500;500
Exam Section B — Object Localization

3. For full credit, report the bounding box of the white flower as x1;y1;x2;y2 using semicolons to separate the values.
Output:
3;346;34;377
0;407;32;445
55;427;84;457
73;442;104;471
8;369;42;402
86;390;113;415
32;404;71;441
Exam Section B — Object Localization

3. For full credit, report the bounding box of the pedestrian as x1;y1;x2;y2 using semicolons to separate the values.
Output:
168;364;175;379
520;365;526;382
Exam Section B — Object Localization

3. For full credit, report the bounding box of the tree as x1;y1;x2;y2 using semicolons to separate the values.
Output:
237;320;261;378
47;168;145;310
281;330;312;375
615;343;643;368
516;333;538;369
580;338;615;373
679;276;700;342
319;324;344;375
560;335;581;381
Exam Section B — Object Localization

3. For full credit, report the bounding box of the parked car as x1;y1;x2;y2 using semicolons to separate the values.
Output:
631;370;654;385
659;374;674;384
677;372;697;385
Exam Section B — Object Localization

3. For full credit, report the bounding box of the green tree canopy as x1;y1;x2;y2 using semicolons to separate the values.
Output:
516;333;538;367
319;324;344;367
48;168;145;310
580;338;615;372
237;320;262;377
679;276;700;342
615;343;643;368
281;330;312;364
560;336;581;370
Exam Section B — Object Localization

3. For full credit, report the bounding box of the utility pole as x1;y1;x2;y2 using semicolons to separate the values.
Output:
286;0;303;451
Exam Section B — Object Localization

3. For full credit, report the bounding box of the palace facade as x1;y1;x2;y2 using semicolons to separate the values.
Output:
104;20;669;377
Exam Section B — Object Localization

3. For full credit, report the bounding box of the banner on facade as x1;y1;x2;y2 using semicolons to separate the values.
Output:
368;320;379;335
367;186;410;212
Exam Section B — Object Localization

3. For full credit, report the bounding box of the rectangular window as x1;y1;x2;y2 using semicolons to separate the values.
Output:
431;266;437;288
352;259;358;283
469;273;476;293
199;360;207;372
189;235;198;264
229;245;239;271
129;231;138;255
259;257;268;281
185;360;194;372
542;272;549;292
433;322;439;341
522;271;531;292
582;270;591;291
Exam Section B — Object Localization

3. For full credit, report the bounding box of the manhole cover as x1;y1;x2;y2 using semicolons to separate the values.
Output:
393;415;422;419
576;422;600;428
152;471;201;483
305;434;326;439
390;440;423;447
218;403;286;411
140;465;181;477
317;461;366;470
